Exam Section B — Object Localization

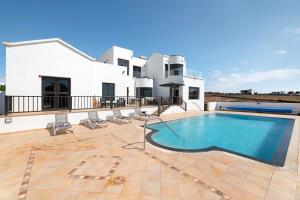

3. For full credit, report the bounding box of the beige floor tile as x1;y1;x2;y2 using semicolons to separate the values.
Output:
264;188;294;200
98;193;119;200
221;173;244;187
139;195;160;200
144;171;161;182
67;179;106;192
57;190;83;200
179;183;201;199
102;183;124;194
141;182;160;196
78;192;102;200
234;189;262;200
160;182;180;197
240;179;267;198
120;181;142;194
26;189;62;200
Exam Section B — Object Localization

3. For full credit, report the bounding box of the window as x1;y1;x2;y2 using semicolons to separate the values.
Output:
102;83;115;97
136;87;152;97
133;66;141;78
170;64;183;76
189;87;199;99
41;76;70;110
118;58;129;75
165;64;168;78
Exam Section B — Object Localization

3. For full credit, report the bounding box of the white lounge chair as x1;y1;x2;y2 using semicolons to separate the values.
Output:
106;115;131;125
50;113;73;136
81;111;108;129
133;107;153;121
113;109;132;121
106;109;132;124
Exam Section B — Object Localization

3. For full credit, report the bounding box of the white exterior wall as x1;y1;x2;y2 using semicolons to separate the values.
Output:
5;42;135;112
161;105;185;115
0;107;157;134
145;53;204;110
98;46;147;80
183;76;205;110
4;38;204;113
132;57;147;69
145;53;170;97
135;78;153;88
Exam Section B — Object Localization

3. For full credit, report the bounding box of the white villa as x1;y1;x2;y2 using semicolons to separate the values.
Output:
3;38;204;114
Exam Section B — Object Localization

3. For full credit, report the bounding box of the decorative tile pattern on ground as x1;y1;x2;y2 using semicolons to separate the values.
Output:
66;154;122;181
112;134;231;200
18;149;35;200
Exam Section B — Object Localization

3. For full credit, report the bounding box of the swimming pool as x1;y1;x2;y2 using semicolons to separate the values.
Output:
146;114;294;166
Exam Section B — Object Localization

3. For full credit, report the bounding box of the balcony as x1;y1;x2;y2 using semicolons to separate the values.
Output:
185;69;203;79
135;77;153;88
4;95;161;115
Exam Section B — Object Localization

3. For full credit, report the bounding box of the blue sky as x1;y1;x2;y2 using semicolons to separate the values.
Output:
0;0;300;92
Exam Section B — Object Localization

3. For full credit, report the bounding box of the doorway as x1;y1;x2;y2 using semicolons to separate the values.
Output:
42;76;71;110
170;87;180;104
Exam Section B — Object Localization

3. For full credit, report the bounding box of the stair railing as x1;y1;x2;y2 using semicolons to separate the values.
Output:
143;117;181;149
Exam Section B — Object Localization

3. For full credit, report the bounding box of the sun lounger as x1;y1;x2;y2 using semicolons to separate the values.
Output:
106;109;132;124
106;115;130;125
50;113;73;136
133;107;153;120
81;111;108;129
113;109;132;121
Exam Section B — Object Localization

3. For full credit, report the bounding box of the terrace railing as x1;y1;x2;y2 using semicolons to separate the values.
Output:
185;69;203;79
4;96;162;115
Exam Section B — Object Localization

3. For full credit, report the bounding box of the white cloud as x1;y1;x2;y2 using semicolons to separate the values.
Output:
283;27;300;36
274;49;288;55
207;68;300;92
232;67;239;72
210;70;222;78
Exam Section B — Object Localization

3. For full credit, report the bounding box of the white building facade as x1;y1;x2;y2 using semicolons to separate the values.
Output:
3;38;204;113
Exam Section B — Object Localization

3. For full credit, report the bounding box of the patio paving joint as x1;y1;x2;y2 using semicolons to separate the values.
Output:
111;134;233;200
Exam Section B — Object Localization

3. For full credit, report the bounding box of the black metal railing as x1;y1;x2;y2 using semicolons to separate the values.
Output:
161;97;186;109
179;99;187;111
157;96;187;113
4;95;162;115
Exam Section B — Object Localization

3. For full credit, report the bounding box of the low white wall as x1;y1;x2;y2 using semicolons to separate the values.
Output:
207;102;217;111
187;102;201;111
210;102;300;113
0;92;4;115
0;107;157;134
161;105;185;115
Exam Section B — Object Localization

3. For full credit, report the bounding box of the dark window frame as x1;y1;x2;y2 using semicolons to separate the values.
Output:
170;64;183;76
41;76;71;110
118;58;130;76
136;87;152;97
102;82;115;97
188;87;199;99
165;64;168;78
133;65;141;78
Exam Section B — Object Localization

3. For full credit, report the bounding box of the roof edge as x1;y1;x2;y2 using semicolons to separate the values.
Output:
3;38;96;61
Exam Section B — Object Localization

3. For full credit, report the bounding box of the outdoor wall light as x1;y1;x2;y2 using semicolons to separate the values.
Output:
5;117;12;124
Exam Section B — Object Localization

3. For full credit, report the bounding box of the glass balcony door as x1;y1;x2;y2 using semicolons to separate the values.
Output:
42;76;71;110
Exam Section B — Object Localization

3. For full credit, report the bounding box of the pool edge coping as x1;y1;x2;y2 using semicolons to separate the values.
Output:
143;112;298;168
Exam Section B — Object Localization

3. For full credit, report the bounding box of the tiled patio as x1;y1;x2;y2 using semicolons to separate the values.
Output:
0;111;299;200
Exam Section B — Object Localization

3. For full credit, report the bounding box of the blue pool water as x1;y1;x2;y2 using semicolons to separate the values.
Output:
146;114;294;166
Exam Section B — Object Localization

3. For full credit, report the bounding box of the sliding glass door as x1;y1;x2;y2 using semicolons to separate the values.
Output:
42;76;71;110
